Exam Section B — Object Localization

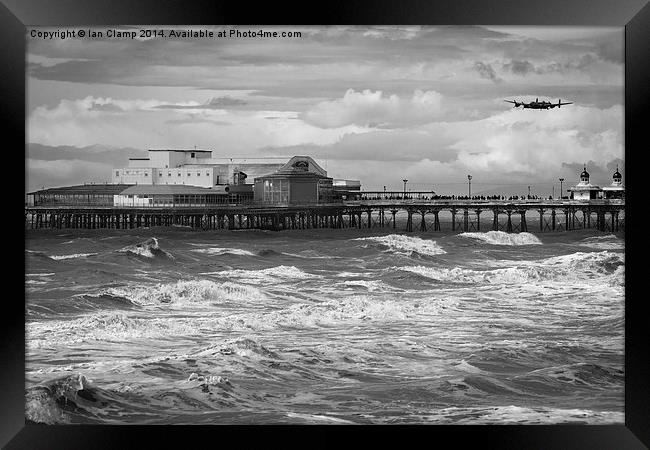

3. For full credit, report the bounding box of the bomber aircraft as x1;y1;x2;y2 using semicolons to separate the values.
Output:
504;98;573;109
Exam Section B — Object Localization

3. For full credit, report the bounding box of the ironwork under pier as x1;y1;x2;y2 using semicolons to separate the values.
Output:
25;200;625;233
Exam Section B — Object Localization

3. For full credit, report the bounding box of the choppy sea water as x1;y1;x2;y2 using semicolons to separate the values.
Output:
25;228;625;424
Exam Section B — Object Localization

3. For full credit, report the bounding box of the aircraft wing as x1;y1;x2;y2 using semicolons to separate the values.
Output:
504;100;517;104
558;102;573;105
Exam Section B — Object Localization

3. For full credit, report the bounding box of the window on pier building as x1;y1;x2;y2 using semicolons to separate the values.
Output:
263;179;289;203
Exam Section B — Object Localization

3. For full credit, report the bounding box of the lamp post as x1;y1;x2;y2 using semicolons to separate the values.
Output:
467;175;472;197
559;178;564;199
403;179;408;196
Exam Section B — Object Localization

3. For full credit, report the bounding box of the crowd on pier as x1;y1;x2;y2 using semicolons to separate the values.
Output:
358;194;553;201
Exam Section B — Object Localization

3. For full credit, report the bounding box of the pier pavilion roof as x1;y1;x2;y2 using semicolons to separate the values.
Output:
28;184;134;196
119;185;227;195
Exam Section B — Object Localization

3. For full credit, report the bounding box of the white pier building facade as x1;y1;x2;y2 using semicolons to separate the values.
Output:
112;149;288;188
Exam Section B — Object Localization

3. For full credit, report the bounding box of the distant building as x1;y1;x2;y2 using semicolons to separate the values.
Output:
112;149;287;188
568;165;602;200
253;156;334;205
333;179;362;200
601;165;625;199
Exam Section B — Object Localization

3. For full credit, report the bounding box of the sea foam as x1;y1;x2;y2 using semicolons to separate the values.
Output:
48;253;98;260
354;234;446;256
400;250;624;285
199;265;319;283
191;247;256;256
106;279;267;307
460;231;542;245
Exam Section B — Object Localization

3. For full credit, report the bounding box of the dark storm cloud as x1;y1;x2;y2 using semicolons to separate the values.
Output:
474;62;502;83
26;26;505;88
27;143;146;165
155;96;247;110
503;60;538;75
164;118;232;126
88;102;124;112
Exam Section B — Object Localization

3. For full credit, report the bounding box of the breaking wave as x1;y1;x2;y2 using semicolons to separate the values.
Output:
460;231;542;245
577;235;624;250
48;253;98;260
191;247;256;256
105;279;267;307
354;234;446;256
199;265;319;283
116;238;174;259
400;251;624;285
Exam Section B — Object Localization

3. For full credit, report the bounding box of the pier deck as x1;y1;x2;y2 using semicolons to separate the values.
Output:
24;199;625;233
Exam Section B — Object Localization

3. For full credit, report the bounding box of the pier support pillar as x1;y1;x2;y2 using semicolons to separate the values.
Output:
565;209;570;231
551;209;556;230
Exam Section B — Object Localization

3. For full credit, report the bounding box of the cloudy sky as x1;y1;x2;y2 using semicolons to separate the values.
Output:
26;25;624;195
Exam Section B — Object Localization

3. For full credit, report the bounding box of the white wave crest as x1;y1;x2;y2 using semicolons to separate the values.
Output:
418;405;623;424
401;250;624;285
106;279;267;307
460;231;542;245
200;265;319;283
354;234;446;256
191;247;256;256
223;295;456;331
116;237;173;259
27;312;205;345
48;253;98;260
578;235;624;250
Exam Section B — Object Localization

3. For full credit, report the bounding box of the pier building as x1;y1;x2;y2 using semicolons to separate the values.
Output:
113;184;231;207
27;184;132;207
253;156;334;205
112;149;288;188
568;165;602;200
333;179;362;200
602;166;625;199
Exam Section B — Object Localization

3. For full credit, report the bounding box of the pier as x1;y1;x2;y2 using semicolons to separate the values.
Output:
24;199;625;233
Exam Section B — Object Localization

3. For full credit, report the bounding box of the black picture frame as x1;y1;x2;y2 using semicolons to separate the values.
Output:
4;0;648;448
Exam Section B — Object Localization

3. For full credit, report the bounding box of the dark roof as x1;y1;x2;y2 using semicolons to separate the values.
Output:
28;184;134;195
255;170;331;180
148;149;212;153
119;185;226;195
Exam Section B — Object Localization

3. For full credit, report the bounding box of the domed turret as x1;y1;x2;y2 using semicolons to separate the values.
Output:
580;164;590;183
611;164;622;187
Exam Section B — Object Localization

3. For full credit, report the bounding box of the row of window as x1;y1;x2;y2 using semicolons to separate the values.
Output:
116;171;212;177
263;179;290;203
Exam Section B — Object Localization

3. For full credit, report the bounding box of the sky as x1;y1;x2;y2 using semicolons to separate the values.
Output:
26;25;624;195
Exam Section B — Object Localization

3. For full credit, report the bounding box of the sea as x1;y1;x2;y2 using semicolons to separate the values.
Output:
24;226;625;424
